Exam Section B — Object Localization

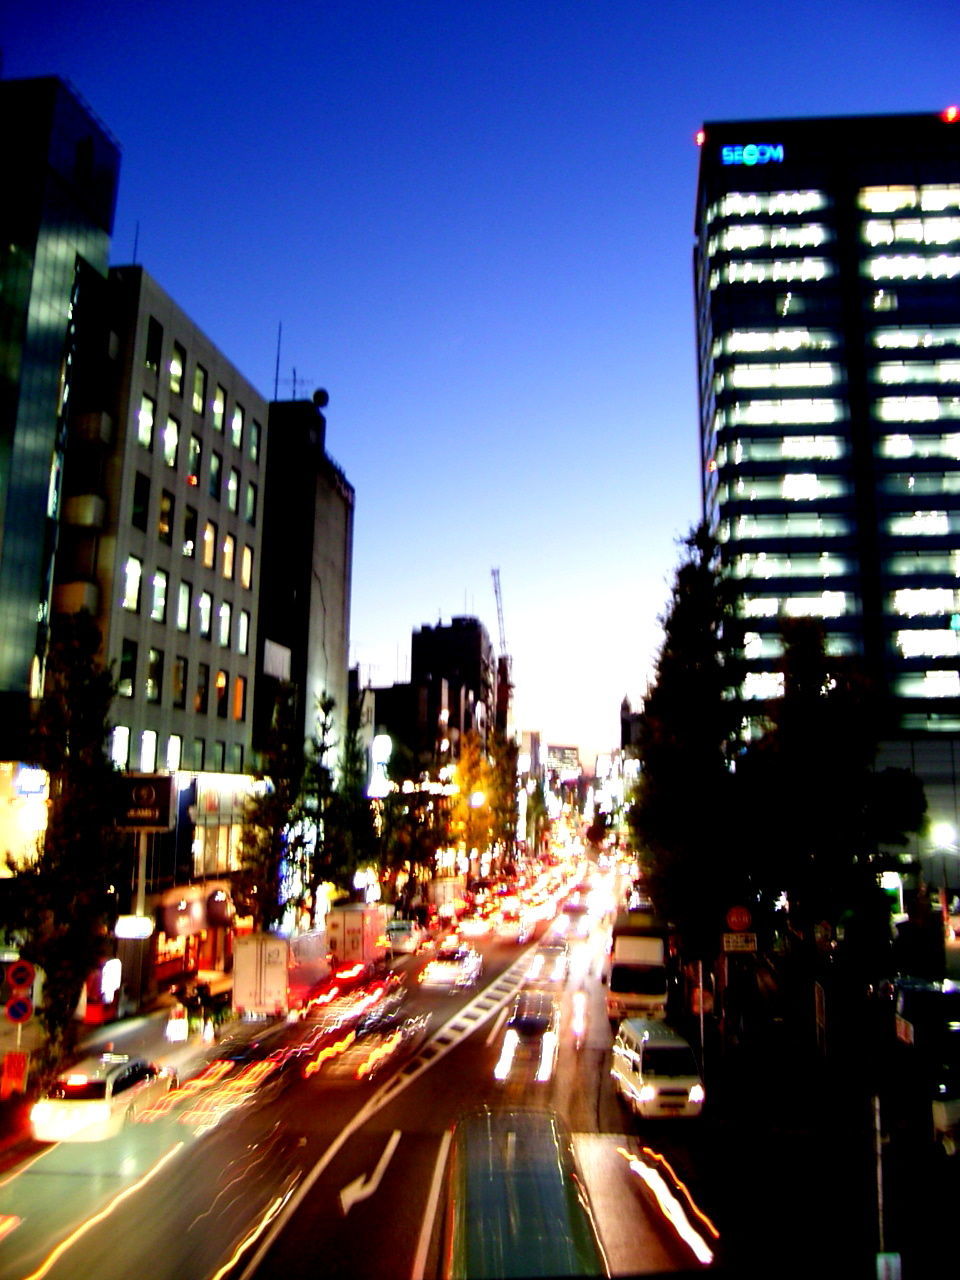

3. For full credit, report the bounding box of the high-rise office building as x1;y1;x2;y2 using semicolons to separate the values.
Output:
694;110;960;834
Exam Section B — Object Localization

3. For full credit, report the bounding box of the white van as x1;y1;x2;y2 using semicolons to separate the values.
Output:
610;1019;704;1118
386;917;423;954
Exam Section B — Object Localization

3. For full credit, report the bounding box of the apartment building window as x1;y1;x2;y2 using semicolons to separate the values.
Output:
122;556;142;611
193;362;207;415
119;638;138;697
132;472;150;531
209;451;222;500
227;743;243;772
210;741;225;772
172;655;188;708
111;725;130;769
213;384;226;432
145;648;163;702
233;674;247;721
189;739;205;770
183;505;198;558
215;669;229;718
202;520;218;569
198;590;213;637
240;544;254;589
195;663;210;714
177;581;191;631
187;435;201;486
145;317;163;375
150;569;168;623
222;533;235;580
226;467;240;513
166;735;182;771
218;601;232;647
158;490;175;544
244;481;257;524
238;609;250;655
249;419;261;463
138;394;156;449
163;416;179;468
231;404;244;450
170;342;185;395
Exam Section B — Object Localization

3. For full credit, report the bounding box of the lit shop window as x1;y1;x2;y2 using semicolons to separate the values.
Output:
887;511;952;537
122;556;142;611
707;191;827;220
873;360;960;384
111;726;130;769
151;569;168;623
166;735;182;772
896;670;960;698
880;433;960;460
720;399;843;427
198;591;213;637
891;587;956;616
865;255;960;281
895;630;960;659
140;730;157;773
137;394;156;449
717;362;839;391
874;326;960;350
742;671;785;700
711;259;832;288
709;223;830;254
719;328;837;356
876;397;960;423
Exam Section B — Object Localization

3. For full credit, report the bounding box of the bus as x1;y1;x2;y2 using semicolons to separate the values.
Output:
441;1107;608;1278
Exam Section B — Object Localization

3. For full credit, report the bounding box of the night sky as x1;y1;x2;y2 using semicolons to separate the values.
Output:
4;1;959;759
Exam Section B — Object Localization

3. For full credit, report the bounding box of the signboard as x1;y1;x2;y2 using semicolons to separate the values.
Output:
116;774;174;832
723;932;758;953
725;906;752;932
721;142;784;166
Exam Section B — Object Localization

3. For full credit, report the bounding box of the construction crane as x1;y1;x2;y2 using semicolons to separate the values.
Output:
491;569;513;729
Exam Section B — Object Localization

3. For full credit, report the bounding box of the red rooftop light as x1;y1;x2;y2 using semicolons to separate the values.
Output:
942;106;960;123
695;128;706;146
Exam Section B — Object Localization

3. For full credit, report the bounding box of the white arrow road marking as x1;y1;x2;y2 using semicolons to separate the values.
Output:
339;1129;402;1216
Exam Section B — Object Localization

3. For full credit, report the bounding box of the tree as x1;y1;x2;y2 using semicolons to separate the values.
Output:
378;740;450;911
627;524;742;956
450;731;494;865
487;730;519;867
313;691;379;901
0;611;124;1067
236;681;305;931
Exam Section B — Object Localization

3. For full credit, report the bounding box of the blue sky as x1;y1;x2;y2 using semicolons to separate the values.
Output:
5;1;959;760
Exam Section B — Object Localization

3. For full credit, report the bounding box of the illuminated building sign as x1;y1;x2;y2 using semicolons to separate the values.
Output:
721;143;785;166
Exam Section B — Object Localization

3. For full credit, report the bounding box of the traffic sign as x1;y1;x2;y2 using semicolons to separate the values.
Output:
726;905;752;931
723;932;757;953
5;997;33;1024
6;960;35;995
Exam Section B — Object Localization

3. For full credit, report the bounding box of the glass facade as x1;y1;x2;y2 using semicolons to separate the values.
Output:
696;112;960;733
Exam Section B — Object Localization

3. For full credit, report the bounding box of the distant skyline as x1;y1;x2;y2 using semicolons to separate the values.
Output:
4;1;959;760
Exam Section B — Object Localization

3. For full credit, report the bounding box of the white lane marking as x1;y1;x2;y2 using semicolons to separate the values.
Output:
409;1128;453;1280
485;1006;509;1046
339;1129;402;1216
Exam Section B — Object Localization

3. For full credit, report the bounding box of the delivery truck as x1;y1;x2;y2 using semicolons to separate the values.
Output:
324;903;390;971
232;932;292;1018
602;911;673;1024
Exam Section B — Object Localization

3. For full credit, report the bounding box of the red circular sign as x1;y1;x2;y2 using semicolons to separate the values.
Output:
7;960;35;990
726;905;752;931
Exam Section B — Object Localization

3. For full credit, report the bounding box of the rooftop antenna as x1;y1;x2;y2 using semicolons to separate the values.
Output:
273;321;282;399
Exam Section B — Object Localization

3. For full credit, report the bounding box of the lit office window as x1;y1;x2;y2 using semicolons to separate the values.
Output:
137;394;156;449
733;552;851;580
895;630;959;659
158;490;175;545
743;632;784;661
166;735;182;771
886;550;960;575
888;511;952;537
865;254;960;281
876;397;960;422
782;436;844;460
145;648;163;702
222;533;235;580
177;581;191;632
882;473;960;496
709;191;827;220
140;730;157;773
213;385;226;432
163;416;179;467
880;433;960;459
719;363;839;391
183;506;198;557
202;520;218;569
741;596;780;617
863;217;960;248
244;481;257;524
111;726;130;769
240;545;253;589
227;467;240;512
173;655;188;708
873;361;960;385
193;363;207;415
218;601;232;647
249;419;261;463
233;675;247;721
742;671;785;700
151;569;168;622
714;259;832;287
896;670;960;698
733;513;850;539
238;609;250;655
231;404;244;450
215;669;229;718
720;328;837;355
859;187;918;213
122;556;142;611
170;342;185;395
198;591;213;637
891;587;955;616
711;224;830;254
721;399;843;427
783;591;849;618
874;326;960;349
187;435;202;486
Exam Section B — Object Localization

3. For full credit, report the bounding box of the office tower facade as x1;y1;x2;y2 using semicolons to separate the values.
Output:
0;77;120;756
694;110;960;832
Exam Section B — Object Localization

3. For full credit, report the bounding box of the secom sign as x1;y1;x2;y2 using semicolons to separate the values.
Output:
721;143;785;166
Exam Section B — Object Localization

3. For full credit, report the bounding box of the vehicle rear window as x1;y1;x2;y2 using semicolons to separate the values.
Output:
51;1079;108;1101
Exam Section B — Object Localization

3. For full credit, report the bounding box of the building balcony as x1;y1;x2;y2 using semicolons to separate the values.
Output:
53;580;99;614
61;493;106;528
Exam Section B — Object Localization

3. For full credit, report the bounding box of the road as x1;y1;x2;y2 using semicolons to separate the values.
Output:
0;903;720;1280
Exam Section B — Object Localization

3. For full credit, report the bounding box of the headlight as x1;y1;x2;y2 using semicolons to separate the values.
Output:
494;1029;519;1081
638;1084;657;1103
689;1083;705;1104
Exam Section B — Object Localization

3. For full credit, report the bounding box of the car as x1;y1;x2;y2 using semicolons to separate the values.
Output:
610;1019;705;1118
494;911;532;944
494;991;561;1084
30;1052;177;1142
386;918;423;954
524;941;570;986
419;945;483;989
